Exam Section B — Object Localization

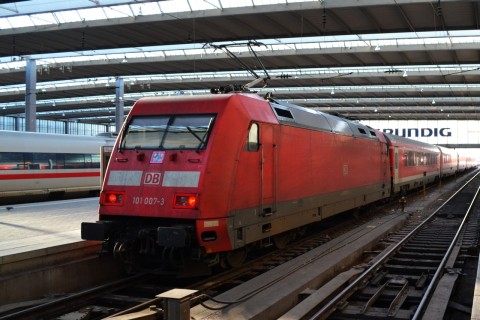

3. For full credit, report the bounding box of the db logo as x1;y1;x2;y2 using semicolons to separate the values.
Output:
144;172;161;185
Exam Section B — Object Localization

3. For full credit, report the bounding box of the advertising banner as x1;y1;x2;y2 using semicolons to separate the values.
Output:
362;120;480;146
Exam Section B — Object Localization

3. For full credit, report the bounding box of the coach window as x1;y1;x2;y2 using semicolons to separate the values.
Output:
22;153;33;169
246;123;259;152
91;154;101;168
65;154;86;169
0;152;23;170
33;153;54;169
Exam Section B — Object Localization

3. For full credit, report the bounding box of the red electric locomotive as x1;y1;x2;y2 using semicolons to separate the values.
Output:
82;93;392;269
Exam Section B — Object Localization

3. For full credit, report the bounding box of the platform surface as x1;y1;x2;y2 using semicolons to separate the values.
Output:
0;198;99;258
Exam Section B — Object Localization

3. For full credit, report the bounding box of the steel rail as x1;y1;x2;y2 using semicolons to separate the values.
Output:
308;170;480;320
412;184;480;319
0;272;148;320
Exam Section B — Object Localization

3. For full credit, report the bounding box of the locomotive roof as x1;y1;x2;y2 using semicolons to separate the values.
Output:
269;99;379;140
134;93;379;140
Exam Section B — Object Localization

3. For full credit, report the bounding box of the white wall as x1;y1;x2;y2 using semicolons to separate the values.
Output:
362;120;480;145
362;120;480;161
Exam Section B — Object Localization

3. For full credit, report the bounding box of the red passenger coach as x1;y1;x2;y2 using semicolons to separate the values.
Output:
82;93;393;269
459;153;477;171
438;146;459;178
384;133;441;194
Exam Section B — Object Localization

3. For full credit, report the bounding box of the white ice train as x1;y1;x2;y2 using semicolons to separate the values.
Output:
0;130;115;203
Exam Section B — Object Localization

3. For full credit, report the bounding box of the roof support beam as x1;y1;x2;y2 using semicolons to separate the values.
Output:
115;77;124;133
25;58;36;132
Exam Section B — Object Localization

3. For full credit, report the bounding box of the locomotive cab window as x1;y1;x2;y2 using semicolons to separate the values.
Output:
121;114;216;150
246;123;259;152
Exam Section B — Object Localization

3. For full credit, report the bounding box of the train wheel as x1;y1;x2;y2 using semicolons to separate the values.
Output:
273;232;291;249
297;226;307;237
226;248;247;268
113;241;131;264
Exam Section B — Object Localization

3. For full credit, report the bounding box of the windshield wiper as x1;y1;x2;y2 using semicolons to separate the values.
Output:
187;126;207;153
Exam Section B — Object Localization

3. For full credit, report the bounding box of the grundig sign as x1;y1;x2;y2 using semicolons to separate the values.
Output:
382;128;452;138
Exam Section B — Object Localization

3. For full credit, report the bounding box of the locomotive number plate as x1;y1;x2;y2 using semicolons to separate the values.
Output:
132;196;165;206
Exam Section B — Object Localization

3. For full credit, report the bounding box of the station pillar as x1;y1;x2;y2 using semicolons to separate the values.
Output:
25;59;37;132
115;77;125;134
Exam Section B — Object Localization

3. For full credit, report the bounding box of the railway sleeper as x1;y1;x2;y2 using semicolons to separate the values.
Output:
402;244;452;252
409;235;457;242
409;232;457;238
410;234;458;240
96;293;151;307
387;257;445;267
383;264;438;275
366;273;430;290
349;300;420;316
395;251;447;260
358;287;423;300
386;258;466;271
336;304;415;319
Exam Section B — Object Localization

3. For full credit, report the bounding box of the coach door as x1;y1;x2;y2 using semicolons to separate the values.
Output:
261;124;276;216
393;147;399;182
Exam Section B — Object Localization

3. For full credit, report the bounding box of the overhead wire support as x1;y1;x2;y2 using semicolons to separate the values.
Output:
204;40;271;90
246;40;271;81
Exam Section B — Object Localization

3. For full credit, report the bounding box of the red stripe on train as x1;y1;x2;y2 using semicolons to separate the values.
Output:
0;172;100;180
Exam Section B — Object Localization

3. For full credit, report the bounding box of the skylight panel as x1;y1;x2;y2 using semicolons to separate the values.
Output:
106;53;125;61
55;10;82;23
187;48;205;55
296;43;319;50
30;13;58;26
78;8;108;21
165;49;187;56
220;0;250;8
144;51;166;58
128;52;145;59
253;0;280;5
102;5;132;19
0;61;24;71
160;0;191;13
7;15;34;28
0;18;12;29
130;3;162;16
189;1;218;10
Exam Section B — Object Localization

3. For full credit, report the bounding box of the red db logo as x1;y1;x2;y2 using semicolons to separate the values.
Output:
144;172;161;185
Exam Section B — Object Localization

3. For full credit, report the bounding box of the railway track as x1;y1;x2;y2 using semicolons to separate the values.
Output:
1;172;477;320
0;196;390;319
309;171;480;320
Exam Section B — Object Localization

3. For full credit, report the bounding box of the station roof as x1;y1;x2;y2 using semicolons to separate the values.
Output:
1;0;480;125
